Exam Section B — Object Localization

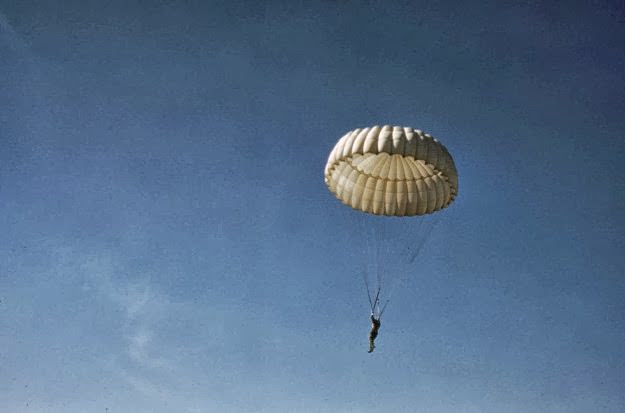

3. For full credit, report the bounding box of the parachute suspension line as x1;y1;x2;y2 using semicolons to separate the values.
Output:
375;225;381;295
376;218;397;318
401;215;425;260
387;215;440;312
361;271;374;313
387;217;430;301
361;214;380;314
373;223;383;317
379;297;391;318
408;214;440;264
377;214;442;318
364;216;382;305
367;216;400;319
359;214;385;318
358;212;441;319
372;286;382;318
376;216;395;293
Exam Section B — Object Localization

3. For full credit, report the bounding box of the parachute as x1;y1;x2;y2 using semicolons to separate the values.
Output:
324;125;458;318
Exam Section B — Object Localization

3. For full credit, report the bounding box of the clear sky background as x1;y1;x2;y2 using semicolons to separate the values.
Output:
1;1;624;412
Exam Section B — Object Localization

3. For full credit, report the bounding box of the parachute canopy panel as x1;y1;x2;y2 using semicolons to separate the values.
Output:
324;125;458;216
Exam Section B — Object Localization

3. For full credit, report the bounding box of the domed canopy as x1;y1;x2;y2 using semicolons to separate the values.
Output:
324;125;458;216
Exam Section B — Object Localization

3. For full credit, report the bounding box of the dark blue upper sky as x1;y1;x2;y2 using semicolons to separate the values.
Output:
1;1;624;412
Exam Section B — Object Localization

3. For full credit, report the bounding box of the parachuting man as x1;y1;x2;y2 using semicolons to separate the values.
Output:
368;311;381;353
368;293;382;353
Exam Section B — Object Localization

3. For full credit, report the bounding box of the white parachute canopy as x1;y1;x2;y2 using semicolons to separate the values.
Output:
324;125;459;317
324;125;458;217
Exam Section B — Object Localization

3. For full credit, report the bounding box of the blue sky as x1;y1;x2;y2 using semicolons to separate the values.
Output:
1;1;624;412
